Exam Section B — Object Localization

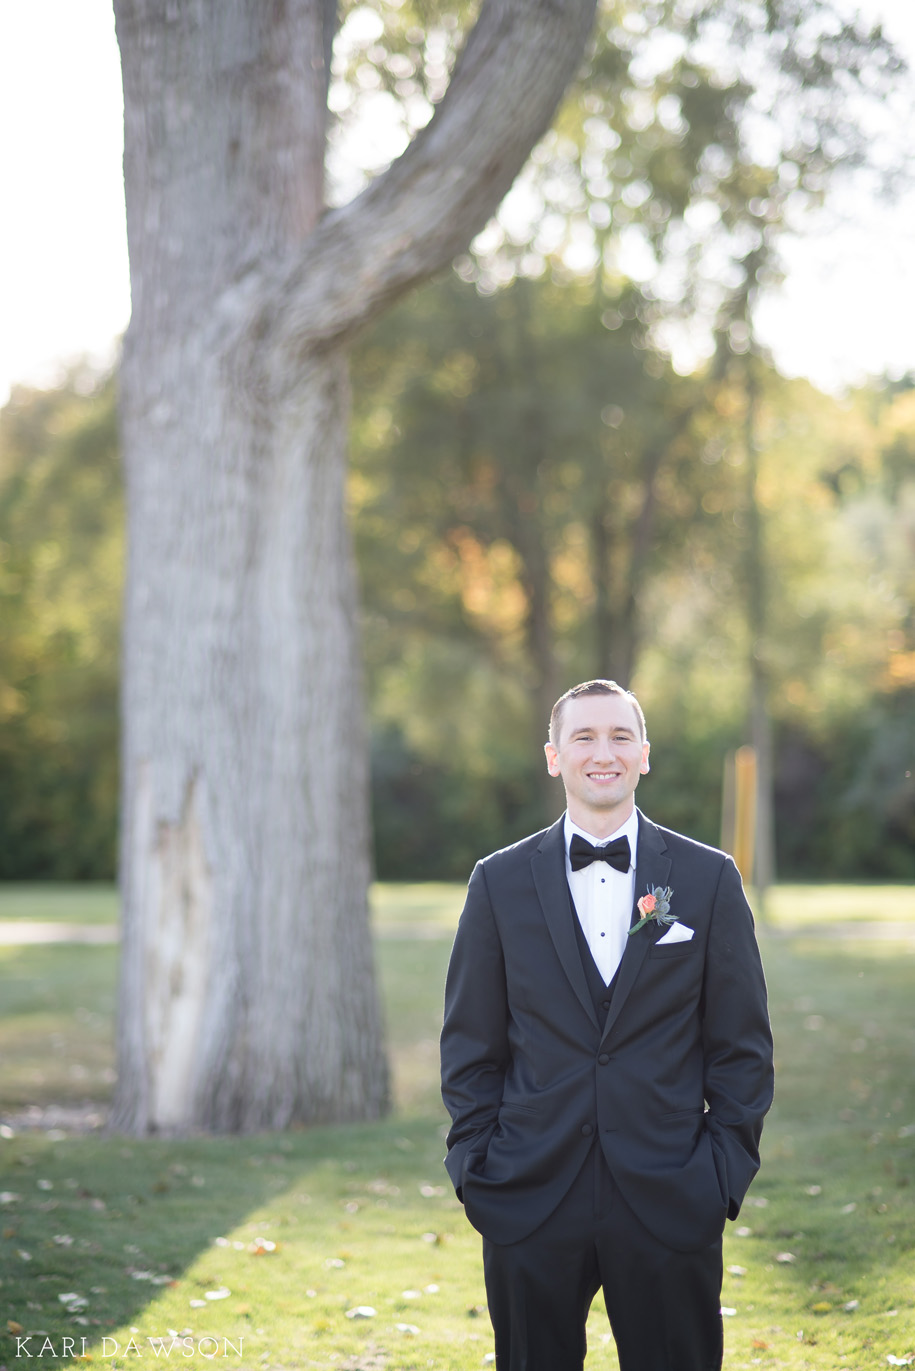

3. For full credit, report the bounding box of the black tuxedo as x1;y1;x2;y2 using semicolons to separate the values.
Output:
440;809;774;1368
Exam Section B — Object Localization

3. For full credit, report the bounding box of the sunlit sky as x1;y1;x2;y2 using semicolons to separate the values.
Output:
1;1;914;408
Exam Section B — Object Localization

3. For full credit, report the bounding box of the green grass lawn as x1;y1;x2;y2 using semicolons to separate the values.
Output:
0;884;913;1369
0;884;120;925
3;879;911;931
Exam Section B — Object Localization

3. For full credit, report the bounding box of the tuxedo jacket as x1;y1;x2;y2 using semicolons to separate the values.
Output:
440;810;774;1253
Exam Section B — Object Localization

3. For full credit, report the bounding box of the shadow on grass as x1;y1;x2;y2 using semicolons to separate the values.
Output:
0;935;457;1369
1;1111;454;1369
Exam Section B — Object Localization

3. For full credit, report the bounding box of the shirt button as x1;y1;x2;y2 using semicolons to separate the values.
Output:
601;1000;611;1011
598;1053;610;1065
581;1123;593;1138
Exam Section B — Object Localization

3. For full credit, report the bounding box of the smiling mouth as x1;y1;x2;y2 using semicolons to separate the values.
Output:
587;772;621;781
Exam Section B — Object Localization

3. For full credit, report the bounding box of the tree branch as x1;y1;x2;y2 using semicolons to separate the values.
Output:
262;0;597;361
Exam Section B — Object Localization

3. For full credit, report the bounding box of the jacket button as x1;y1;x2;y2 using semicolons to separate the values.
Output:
597;1053;610;1065
581;1123;593;1137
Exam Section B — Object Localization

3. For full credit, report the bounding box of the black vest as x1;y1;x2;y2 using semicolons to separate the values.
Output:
569;889;621;1027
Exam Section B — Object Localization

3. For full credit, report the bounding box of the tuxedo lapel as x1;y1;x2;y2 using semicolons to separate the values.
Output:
530;818;599;1031
600;810;671;1044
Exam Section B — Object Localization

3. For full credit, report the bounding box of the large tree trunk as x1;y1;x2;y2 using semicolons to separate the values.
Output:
114;350;384;1131
112;0;597;1133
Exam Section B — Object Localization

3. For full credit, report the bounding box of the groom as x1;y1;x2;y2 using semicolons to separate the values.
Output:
440;679;774;1371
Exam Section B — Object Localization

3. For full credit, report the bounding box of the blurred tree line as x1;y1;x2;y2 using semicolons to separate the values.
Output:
1;0;912;883
1;301;912;882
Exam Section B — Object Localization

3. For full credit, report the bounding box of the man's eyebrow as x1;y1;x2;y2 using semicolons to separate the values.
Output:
571;724;636;737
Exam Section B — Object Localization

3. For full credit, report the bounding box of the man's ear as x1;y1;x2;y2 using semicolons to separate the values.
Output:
640;741;651;774
544;741;561;777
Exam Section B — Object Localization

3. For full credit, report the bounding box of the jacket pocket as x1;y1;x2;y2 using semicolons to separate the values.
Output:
649;941;700;959
499;1099;540;1118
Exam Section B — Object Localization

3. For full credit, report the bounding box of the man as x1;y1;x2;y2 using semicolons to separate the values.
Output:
440;679;774;1371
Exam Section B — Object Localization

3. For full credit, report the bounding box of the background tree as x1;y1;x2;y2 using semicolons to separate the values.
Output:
344;0;904;877
110;0;598;1135
0;374;121;878
1;333;910;888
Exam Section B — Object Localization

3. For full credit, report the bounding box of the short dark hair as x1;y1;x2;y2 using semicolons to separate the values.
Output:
548;679;647;746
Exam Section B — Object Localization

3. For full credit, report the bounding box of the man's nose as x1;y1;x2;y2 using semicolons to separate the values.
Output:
592;734;615;760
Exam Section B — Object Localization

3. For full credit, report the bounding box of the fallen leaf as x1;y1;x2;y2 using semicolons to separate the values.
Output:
727;1265;747;1277
776;1252;796;1264
204;1287;231;1301
58;1293;88;1310
811;1302;832;1313
345;1306;376;1319
396;1323;420;1334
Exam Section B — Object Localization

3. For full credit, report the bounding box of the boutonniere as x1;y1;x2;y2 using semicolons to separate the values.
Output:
628;885;675;936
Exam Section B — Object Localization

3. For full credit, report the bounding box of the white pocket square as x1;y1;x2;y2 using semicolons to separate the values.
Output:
656;921;694;944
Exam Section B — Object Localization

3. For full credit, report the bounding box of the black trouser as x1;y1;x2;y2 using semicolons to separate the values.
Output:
482;1146;723;1371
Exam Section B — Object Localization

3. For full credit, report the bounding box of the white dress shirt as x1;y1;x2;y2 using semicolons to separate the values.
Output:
564;808;639;985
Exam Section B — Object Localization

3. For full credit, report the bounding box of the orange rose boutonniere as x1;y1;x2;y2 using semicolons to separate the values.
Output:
628;885;675;937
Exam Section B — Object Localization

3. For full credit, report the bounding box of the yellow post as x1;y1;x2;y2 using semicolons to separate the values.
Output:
732;745;757;884
720;751;736;857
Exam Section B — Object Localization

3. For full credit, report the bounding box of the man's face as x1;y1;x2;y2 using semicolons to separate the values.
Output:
544;693;650;831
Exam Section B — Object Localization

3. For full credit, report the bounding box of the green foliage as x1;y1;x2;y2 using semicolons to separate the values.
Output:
2;297;912;880
0;3;911;881
0;373;122;878
353;272;914;876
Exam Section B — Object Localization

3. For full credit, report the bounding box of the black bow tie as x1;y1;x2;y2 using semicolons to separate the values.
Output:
569;834;631;873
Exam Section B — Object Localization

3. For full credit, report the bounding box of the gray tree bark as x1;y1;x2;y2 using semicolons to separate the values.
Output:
111;0;597;1133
